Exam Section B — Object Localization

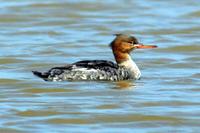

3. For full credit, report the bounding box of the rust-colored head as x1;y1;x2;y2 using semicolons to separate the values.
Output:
110;34;157;64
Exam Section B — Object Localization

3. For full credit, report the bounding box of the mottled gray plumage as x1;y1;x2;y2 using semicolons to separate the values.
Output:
32;60;133;81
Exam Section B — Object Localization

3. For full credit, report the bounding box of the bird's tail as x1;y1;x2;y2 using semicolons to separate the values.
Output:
32;71;49;81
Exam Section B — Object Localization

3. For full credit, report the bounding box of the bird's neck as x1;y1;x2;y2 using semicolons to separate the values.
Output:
115;53;141;80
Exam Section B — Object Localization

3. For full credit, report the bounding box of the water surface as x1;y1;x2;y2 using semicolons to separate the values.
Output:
0;0;200;132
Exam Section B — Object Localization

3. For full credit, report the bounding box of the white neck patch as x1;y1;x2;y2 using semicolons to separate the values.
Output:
119;55;141;79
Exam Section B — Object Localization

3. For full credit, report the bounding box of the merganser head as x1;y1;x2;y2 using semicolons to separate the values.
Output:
110;34;157;64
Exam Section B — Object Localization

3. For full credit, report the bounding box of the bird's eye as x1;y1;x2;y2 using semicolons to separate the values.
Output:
128;41;134;44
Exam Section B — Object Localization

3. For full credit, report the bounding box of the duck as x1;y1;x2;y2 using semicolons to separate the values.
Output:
32;34;157;81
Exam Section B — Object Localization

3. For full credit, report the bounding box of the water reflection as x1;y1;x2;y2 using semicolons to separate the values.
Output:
112;80;136;89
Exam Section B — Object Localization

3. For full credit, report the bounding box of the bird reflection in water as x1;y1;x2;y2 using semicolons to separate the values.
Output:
113;80;136;89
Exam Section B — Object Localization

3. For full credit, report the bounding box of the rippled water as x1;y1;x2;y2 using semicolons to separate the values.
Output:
0;0;200;132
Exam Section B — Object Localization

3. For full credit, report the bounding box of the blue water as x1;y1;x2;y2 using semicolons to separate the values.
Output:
0;0;200;133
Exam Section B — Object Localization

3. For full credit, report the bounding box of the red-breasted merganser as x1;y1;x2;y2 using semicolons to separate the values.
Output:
32;34;157;81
